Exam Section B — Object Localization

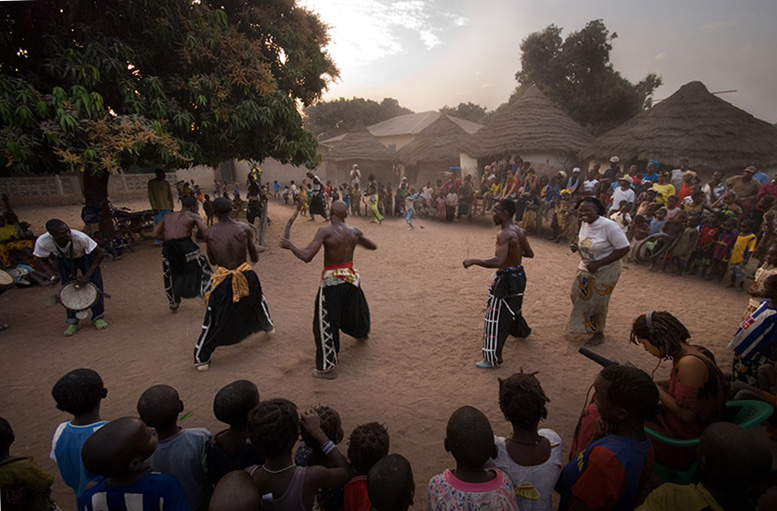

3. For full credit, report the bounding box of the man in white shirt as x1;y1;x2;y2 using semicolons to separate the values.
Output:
33;220;107;336
350;164;361;186
670;159;693;190
609;178;636;212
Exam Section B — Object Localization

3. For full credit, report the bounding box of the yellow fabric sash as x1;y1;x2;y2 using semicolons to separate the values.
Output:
205;262;252;306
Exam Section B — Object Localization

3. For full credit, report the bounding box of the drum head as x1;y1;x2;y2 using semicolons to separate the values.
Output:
0;270;14;286
75;309;90;320
59;282;99;311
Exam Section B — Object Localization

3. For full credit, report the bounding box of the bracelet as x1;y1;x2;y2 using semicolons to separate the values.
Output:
321;440;335;456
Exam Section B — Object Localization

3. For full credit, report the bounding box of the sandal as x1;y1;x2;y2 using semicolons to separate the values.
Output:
64;324;81;336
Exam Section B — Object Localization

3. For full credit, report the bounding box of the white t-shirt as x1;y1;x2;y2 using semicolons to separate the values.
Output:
582;179;599;193
486;429;563;511
577;216;630;271
610;187;635;209
670;168;691;190
34;230;97;259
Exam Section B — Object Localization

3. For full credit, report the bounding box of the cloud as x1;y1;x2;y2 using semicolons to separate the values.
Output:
653;51;666;61
701;21;732;30
301;0;468;69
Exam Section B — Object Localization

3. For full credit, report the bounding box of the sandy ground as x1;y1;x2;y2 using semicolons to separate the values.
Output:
0;198;751;509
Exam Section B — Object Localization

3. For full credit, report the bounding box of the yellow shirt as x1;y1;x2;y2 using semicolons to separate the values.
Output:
636;483;723;511
651;183;676;206
729;233;757;264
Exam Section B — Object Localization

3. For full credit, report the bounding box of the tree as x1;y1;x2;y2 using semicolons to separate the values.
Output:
438;102;491;124
0;0;337;203
514;19;661;135
304;97;412;140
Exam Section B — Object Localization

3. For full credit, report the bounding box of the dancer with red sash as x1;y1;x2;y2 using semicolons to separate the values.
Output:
281;201;376;379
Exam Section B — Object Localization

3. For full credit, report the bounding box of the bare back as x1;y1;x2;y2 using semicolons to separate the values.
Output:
321;222;364;267
204;219;257;269
159;210;206;240
497;224;530;269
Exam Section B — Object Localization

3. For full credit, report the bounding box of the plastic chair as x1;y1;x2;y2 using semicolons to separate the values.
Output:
644;400;774;484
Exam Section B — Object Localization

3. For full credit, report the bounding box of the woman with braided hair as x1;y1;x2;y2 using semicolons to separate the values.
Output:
630;311;726;469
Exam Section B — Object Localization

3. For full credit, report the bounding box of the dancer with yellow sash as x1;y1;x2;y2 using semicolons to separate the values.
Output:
193;198;273;371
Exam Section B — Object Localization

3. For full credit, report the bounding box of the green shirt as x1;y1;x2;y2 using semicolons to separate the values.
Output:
148;178;174;210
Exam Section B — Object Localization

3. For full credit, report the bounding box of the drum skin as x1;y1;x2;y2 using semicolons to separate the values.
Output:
59;282;99;311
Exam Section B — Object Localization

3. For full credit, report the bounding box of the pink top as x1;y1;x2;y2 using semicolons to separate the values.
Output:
426;468;519;510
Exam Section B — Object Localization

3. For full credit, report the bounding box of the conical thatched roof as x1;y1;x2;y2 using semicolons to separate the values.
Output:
323;126;394;162
579;81;777;172
394;115;473;165
466;85;594;158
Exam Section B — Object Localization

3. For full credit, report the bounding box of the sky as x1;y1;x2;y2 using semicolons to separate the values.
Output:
300;0;777;123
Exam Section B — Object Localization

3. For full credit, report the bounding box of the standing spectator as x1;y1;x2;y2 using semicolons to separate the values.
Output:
752;165;770;186
603;156;620;182
670;159;693;190
757;170;777;200
148;169;174;246
727;166;761;217
702;171;727;207
651;172;676;207
609;177;635;212
350;164;361;187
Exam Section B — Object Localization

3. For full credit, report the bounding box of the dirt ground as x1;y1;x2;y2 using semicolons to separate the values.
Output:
0;198;751;509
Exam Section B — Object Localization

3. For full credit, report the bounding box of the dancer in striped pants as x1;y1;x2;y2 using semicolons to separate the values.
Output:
463;199;533;369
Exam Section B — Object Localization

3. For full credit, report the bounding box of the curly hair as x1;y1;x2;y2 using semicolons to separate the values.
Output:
248;399;299;458
630;311;690;360
498;371;549;429
213;380;260;428
600;365;659;420
446;406;494;468
347;422;390;475
137;385;181;429
51;368;105;415
300;406;343;448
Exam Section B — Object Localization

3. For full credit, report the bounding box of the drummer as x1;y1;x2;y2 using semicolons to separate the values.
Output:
33;219;107;336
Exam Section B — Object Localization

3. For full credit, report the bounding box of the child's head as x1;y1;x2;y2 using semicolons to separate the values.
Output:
698;422;772;492
688;214;701;228
723;217;737;232
136;385;182;430
618;200;628;210
691;190;705;205
674;211;689;224
210;470;261;511
444;406;496;469
300;406;343;448
633;214;646;225
594;365;659;425
204;194;210;201
214;380;260;429
741;218;756;234
347;422;390;475
0;417;14;456
82;417;158;478
52;368;106;416
367;454;415;511
763;274;777;301
667;195;678;208
655;208;667;220
630;311;691;360
248;399;299;458
498;371;549;430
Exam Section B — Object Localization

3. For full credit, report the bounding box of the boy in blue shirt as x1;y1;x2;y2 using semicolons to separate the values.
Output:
79;416;189;511
49;368;108;502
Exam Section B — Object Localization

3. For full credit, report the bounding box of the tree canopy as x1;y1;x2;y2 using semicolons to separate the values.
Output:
514;19;661;135
438;102;494;125
304;97;412;140
0;0;338;178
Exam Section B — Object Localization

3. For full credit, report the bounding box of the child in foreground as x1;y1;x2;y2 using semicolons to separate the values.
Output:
426;406;518;510
209;470;260;511
0;417;58;511
206;380;264;486
556;365;657;511
78;417;190;511
50;368;108;502
247;398;352;510
345;423;390;511
366;454;414;511
137;384;211;511
294;405;345;511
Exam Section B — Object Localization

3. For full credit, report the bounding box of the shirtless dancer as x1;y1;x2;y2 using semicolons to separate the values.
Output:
463;199;534;369
281;201;376;379
193;198;273;371
151;196;212;312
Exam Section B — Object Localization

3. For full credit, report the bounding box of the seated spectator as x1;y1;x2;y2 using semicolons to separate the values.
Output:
729;273;777;386
487;372;562;511
367;454;414;511
137;385;211;511
79;417;189;511
630;312;726;469
636;423;772;511
0;417;58;511
426;406;518;510
206;381;263;487
557;365;657;511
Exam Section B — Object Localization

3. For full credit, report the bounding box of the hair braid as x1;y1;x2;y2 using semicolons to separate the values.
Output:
248;399;299;458
630;311;690;360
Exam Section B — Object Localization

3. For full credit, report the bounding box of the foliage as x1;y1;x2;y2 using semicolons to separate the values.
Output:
304;97;412;140
514;19;662;135
438;102;493;124
0;0;338;178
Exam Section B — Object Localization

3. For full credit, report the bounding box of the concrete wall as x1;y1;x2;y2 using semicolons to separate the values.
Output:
459;153;478;180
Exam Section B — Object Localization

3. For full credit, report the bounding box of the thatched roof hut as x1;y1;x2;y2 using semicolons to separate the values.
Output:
323;126;394;162
578;81;777;172
465;85;594;159
394;115;472;166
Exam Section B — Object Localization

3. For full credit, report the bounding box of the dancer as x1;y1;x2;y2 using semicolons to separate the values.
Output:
463;199;533;368
151;196;212;313
281;201;375;379
193;198;273;371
